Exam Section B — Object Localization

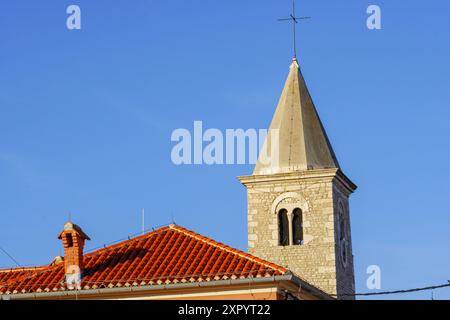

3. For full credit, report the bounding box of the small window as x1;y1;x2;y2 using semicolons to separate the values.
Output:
278;209;289;246
66;234;74;247
292;208;304;245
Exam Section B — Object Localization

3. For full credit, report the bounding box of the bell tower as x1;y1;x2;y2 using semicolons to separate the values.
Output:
238;58;357;299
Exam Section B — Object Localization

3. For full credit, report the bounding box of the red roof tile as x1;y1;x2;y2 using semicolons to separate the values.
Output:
0;225;287;295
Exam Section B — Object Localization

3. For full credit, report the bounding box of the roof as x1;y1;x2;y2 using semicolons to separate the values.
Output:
0;225;287;296
57;222;90;240
253;58;340;175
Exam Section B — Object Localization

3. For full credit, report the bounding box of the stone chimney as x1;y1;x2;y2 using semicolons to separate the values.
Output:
58;222;90;289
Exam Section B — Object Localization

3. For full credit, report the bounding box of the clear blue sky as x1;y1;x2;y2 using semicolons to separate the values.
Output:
1;0;449;300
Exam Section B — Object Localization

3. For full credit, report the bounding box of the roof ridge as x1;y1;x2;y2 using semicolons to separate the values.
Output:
84;225;172;257
169;225;287;273
0;266;49;273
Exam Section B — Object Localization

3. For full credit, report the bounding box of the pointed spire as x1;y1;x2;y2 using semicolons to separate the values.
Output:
254;58;339;175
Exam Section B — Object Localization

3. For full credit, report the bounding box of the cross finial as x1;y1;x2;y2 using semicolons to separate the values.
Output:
278;0;311;59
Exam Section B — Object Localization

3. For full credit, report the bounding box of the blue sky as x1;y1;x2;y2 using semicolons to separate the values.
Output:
1;0;449;300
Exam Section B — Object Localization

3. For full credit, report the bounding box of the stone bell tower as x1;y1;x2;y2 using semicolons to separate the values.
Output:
238;58;357;299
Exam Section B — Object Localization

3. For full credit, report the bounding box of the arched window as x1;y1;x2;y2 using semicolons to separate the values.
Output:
292;208;303;245
278;209;289;246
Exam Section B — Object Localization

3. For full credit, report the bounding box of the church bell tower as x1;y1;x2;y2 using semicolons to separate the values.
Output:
238;58;357;299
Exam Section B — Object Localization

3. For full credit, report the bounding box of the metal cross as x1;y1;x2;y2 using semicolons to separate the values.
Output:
278;0;311;59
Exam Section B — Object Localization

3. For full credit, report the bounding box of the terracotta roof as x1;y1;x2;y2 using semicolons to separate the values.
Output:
0;225;287;295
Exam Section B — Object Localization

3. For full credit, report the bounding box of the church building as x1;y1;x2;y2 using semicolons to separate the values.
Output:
0;56;357;300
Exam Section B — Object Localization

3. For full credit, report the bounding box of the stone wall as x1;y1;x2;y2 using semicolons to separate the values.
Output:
240;169;356;299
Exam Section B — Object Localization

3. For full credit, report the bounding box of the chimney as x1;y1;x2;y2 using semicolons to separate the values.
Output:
58;222;90;290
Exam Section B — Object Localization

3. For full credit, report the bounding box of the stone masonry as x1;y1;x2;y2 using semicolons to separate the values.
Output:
239;169;356;299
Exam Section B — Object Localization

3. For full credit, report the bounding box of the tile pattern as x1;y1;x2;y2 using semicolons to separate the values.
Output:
0;225;287;295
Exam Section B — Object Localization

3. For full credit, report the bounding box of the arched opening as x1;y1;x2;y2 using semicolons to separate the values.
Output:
66;234;74;247
292;208;303;245
278;209;289;246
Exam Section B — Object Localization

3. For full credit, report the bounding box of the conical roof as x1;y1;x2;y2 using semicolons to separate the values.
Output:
254;58;339;175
